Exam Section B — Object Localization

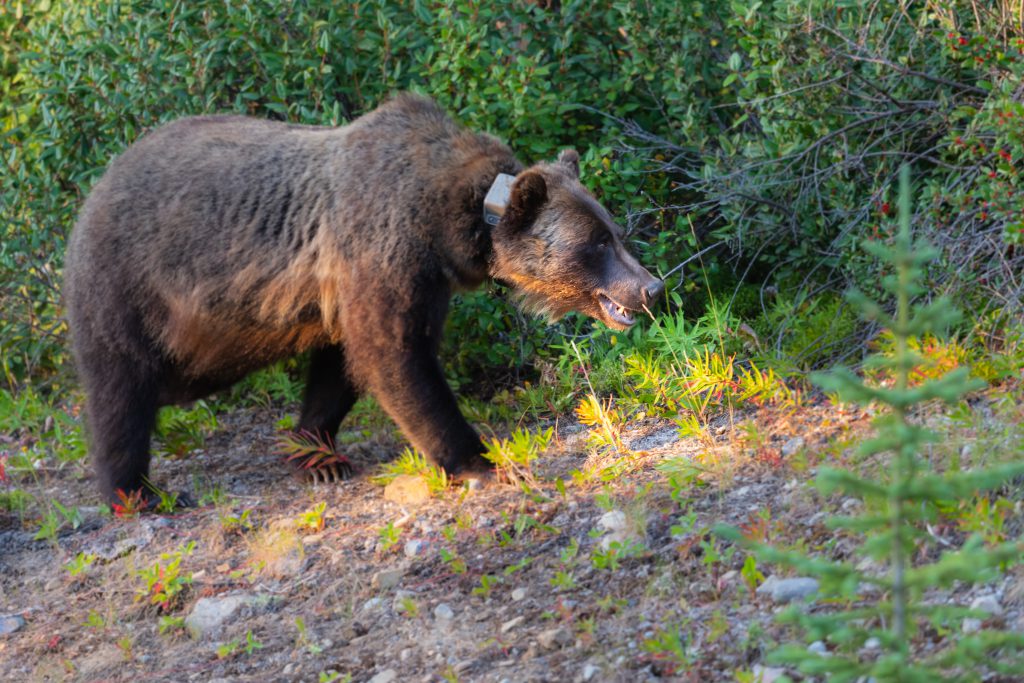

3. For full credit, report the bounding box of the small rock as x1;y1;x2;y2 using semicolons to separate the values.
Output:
863;637;881;651
501;616;525;633
781;436;805;457
962;617;983;634
404;539;429;558
970;595;1002;617
371;569;404;591
808;640;828;656
537;626;572;650
857;582;882;597
856;556;884;574
598;510;627;532
184;594;254;639
511;588;526;602
434;603;455;621
384;475;432;507
302;533;324;546
369;670;398;683
581;663;600;681
757;576;819;604
362;597;384;613
597;509;642;550
87;531;152;562
751;665;787;683
0;614;25;636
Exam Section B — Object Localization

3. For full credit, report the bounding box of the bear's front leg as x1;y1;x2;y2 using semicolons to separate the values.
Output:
344;287;492;479
365;345;492;477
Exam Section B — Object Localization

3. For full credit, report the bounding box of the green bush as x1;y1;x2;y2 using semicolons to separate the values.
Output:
629;1;1024;317
3;0;1021;394
1;0;716;391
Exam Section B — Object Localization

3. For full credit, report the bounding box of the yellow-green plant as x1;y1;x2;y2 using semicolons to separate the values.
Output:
482;426;553;488
296;502;327;533
371;447;449;494
136;541;196;612
575;395;625;452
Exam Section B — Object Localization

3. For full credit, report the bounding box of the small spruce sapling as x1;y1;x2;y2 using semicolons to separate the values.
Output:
719;166;1024;682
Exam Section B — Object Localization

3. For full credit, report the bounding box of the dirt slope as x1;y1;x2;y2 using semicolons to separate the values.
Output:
1;390;1022;683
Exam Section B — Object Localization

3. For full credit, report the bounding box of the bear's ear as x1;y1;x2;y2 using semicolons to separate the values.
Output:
502;170;548;232
557;149;580;178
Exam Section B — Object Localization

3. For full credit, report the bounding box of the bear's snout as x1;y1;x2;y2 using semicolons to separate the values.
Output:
641;278;665;307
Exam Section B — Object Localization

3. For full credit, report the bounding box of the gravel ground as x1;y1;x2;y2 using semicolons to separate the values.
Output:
2;388;1022;683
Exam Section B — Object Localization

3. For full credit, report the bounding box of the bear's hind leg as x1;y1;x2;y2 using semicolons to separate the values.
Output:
289;345;360;483
82;353;161;506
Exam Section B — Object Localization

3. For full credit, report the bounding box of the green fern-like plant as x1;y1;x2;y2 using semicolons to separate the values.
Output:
720;166;1024;682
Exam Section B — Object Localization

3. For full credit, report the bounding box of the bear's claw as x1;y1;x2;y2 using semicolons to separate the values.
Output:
284;447;354;484
304;459;354;485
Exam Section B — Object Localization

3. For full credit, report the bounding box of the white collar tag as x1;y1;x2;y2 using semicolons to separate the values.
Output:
483;173;516;226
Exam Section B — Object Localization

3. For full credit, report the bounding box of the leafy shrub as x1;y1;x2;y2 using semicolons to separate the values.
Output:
4;0;1021;396
2;0;707;391
482;425;554;487
136;540;196;612
625;2;1024;322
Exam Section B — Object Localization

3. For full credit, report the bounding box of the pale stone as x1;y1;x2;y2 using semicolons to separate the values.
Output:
970;595;1002;616
537;626;572;650
404;539;429;558
384;475;432;507
185;594;254;639
0;614;25;635
501;616;525;633
781;437;805;457
371;568;404;590
369;670;397;683
757;576;819;604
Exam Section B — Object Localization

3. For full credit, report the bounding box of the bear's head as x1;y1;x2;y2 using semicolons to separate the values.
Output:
489;149;664;330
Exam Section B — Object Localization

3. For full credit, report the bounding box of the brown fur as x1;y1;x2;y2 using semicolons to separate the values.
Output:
64;94;662;502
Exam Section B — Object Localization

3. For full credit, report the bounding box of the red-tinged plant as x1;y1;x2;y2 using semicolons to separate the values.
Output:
112;488;145;518
136;541;195;612
739;509;772;545
276;430;348;471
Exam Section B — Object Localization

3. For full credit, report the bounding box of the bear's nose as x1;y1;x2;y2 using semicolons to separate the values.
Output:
642;279;665;306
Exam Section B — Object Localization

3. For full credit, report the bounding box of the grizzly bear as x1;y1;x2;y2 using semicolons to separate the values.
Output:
64;93;663;504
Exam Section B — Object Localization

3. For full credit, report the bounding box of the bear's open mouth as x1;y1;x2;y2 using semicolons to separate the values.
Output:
597;293;636;327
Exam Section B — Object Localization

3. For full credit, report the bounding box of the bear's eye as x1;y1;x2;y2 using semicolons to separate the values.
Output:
596;233;611;249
